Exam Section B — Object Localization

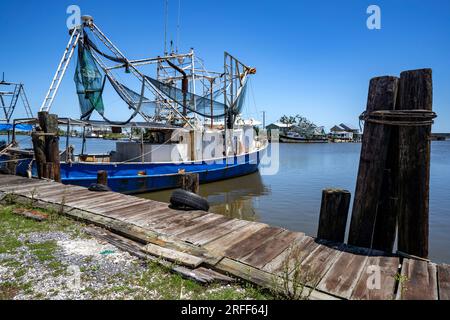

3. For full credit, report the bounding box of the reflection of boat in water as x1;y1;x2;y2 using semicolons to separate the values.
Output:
203;172;270;221
205;172;269;202
280;131;328;143
138;172;269;221
3;15;267;194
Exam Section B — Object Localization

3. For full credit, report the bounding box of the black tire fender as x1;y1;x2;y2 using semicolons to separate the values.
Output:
88;183;111;192
170;189;210;211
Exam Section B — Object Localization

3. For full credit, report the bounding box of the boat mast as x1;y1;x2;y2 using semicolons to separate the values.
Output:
39;27;82;113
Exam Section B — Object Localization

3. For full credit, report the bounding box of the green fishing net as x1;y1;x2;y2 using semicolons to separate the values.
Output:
74;44;105;120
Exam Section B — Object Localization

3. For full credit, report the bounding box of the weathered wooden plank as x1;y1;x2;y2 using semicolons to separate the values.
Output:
187;219;250;246
84;226;229;284
61;189;120;205
0;181;55;193
204;222;267;255
32;187;83;203
87;198;148;212
84;197;131;210
215;257;340;300
0;175;34;184
48;189;103;202
138;211;206;230
148;211;208;231
130;211;176;226
171;265;235;284
0;178;50;191
396;259;438;300
88;198;150;216
142;243;204;268
29;188;78;202
100;198;163;216
241;230;305;269
224;226;285;260
298;241;343;287
317;246;369;299
66;193;123;208
350;255;399;300
191;267;235;283
175;216;231;239
437;264;450;300
37;184;86;194
121;206;175;225
86;198;135;212
161;213;222;235
0;174;28;184
262;236;316;273
20;183;71;197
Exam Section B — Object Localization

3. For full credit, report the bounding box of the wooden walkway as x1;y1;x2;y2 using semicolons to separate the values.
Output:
1;174;449;300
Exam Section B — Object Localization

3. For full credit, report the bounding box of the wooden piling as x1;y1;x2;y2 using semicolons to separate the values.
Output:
37;111;61;182
97;170;108;187
396;69;433;259
348;76;399;248
317;189;351;243
31;128;46;179
181;172;199;194
5;153;17;175
43;162;54;181
372;124;399;252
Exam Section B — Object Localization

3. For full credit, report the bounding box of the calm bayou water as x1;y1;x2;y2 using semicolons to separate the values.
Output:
2;135;450;262
141;142;450;263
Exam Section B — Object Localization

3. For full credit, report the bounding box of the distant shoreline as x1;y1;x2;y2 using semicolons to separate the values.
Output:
431;133;450;141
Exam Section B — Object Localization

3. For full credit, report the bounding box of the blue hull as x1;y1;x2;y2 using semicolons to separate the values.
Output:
6;149;263;194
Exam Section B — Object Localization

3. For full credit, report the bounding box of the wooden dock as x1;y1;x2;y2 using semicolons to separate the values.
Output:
1;174;449;300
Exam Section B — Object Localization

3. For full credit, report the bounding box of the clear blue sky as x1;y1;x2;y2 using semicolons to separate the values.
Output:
1;0;450;131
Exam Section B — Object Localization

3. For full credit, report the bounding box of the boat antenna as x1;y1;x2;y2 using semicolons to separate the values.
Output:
164;0;169;55
176;0;181;53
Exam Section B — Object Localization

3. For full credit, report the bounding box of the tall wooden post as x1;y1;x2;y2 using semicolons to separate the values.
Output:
348;76;399;248
37;111;61;182
397;69;433;259
317;189;351;243
181;172;199;194
31;127;46;179
97;170;108;187
372;124;399;252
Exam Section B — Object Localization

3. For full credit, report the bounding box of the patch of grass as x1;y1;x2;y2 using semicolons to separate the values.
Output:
48;260;67;277
113;260;273;300
0;280;34;299
26;241;58;262
0;282;20;300
1;203;275;300
13;268;27;278
200;283;271;300
271;244;319;300
0;235;22;254
0;258;22;268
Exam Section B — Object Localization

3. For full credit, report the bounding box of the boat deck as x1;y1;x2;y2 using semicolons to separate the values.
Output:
0;174;449;300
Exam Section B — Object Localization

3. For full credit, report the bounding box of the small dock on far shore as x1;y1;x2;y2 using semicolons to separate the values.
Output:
1;174;449;300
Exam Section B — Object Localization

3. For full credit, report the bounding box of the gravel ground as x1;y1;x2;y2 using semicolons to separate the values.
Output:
0;205;272;300
2;230;154;299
